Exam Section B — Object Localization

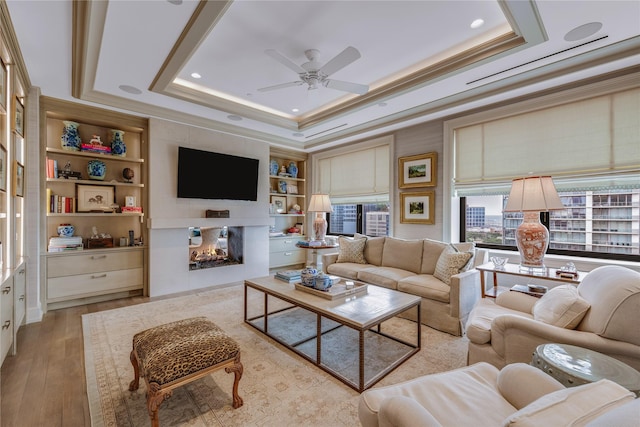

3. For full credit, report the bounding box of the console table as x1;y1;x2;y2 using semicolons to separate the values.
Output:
532;343;640;396
477;262;588;298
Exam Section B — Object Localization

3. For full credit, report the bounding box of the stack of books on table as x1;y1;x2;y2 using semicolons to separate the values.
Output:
275;269;302;283
48;236;83;252
296;240;322;247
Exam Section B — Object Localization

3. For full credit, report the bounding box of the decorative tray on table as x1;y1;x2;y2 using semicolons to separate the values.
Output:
294;280;368;300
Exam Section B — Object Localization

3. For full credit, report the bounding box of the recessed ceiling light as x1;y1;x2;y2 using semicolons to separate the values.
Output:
119;85;142;95
292;108;299;113
470;19;484;29
227;115;242;121
564;22;603;42
191;72;201;79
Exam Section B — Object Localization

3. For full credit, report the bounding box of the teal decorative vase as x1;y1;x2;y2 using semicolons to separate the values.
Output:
88;159;106;180
61;121;81;151
110;129;126;157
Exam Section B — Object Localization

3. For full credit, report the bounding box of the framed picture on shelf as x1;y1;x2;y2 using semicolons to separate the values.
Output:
398;152;437;188
0;60;6;114
286;184;298;194
13;96;24;137
271;195;287;214
76;184;115;212
13;161;24;197
0;145;6;192
400;191;435;224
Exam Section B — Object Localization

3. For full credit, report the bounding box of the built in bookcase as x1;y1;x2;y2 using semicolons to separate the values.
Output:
268;148;307;269
41;97;148;310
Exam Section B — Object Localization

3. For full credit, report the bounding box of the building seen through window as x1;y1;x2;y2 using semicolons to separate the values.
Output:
464;189;639;258
328;203;390;237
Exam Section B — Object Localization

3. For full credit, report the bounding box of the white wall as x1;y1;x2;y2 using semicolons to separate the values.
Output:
147;118;271;297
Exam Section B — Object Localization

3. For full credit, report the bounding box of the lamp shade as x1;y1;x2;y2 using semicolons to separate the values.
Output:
504;176;564;212
307;194;332;212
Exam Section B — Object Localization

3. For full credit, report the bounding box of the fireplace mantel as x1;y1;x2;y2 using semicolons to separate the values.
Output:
147;217;274;229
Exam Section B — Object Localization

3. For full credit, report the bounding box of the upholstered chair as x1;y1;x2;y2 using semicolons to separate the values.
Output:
465;265;640;370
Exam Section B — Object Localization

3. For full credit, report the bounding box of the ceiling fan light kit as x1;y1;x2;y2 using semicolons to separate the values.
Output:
258;46;369;95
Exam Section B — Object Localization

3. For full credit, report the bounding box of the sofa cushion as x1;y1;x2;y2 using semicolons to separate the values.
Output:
336;236;367;264
533;285;590;329
503;379;634;427
585;399;640;427
576;266;640;346
381;237;423;274
357;266;415;290
326;262;374;280
433;244;472;285
398;275;450;303
420;239;448;274
452;242;476;272
355;233;385;265
466;299;533;345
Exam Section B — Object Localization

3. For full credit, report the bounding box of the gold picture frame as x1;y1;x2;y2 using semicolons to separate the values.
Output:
76;184;115;212
398;152;437;188
400;191;435;224
0;145;6;193
271;195;287;214
0;59;6;114
13;160;24;197
13;96;24;137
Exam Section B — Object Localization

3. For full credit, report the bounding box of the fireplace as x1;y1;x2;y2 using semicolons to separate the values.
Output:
188;226;244;270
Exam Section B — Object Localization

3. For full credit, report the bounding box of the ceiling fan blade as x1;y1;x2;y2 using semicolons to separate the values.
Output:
257;81;304;92
324;79;369;95
264;49;306;74
319;46;361;77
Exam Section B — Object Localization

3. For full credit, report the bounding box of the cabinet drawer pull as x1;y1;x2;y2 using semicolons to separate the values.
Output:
19;269;25;275
284;252;292;256
91;274;107;279
19;295;25;301
2;286;10;294
284;240;292;244
2;320;10;329
91;255;107;260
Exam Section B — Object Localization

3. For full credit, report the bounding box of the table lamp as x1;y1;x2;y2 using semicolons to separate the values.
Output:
307;194;332;243
504;176;564;272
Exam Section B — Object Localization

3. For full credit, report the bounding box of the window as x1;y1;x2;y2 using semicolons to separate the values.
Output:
328;202;390;237
462;189;640;260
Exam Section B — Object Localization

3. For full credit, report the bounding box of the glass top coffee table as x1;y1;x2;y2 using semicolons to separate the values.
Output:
244;276;421;392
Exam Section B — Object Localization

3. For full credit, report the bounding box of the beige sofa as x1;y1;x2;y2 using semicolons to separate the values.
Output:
359;362;638;427
466;265;640;370
322;235;488;336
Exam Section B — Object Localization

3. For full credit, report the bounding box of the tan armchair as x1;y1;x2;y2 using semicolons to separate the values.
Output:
466;265;640;370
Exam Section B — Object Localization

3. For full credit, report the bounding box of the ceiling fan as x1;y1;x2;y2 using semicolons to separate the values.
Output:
258;46;369;95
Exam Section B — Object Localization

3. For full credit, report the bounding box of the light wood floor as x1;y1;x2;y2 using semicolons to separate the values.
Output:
1;294;154;427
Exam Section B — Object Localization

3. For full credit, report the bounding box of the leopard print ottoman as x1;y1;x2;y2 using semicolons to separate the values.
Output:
129;317;243;427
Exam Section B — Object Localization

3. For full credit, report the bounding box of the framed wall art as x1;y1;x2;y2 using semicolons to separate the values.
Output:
76;184;115;212
0;145;6;192
398;152;437;188
13;96;24;137
0;59;6;114
400;191;435;224
13;160;24;197
271;195;287;214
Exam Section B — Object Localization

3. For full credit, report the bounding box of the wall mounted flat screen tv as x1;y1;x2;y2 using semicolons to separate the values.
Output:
177;146;259;201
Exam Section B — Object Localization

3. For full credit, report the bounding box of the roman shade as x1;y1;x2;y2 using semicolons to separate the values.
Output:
453;87;640;197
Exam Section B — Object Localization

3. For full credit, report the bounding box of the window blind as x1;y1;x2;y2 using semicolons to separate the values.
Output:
453;87;640;196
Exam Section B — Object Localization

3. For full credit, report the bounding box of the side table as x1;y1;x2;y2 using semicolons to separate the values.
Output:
295;243;338;271
531;343;640;396
476;262;587;298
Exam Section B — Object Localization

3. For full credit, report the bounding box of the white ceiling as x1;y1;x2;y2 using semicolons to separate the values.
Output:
6;0;640;152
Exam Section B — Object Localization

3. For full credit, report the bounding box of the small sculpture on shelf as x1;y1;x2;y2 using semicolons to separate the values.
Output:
122;167;134;183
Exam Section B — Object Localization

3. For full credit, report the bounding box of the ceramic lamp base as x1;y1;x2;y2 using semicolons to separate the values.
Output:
515;211;549;271
313;213;327;243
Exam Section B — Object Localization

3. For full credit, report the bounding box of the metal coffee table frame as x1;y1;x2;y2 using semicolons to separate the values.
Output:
244;277;421;392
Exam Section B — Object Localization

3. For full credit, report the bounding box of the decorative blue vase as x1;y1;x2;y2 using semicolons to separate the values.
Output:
87;159;106;180
313;273;333;291
270;159;279;176
301;267;318;287
57;224;74;237
278;180;287;194
61;121;81;151
110;129;126;157
287;161;298;178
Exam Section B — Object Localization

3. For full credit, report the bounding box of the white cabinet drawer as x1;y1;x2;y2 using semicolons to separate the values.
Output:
270;250;306;268
47;268;143;301
1;280;14;363
269;238;300;252
47;250;143;277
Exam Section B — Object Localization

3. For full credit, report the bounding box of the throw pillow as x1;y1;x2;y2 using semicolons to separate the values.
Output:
433;244;473;285
336;236;367;264
532;285;591;329
452;241;476;272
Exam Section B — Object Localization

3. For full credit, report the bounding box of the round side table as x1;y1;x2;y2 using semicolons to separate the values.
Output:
531;343;640;396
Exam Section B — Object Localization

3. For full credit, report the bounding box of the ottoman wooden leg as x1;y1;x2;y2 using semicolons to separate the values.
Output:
225;352;244;408
147;383;172;427
129;348;140;391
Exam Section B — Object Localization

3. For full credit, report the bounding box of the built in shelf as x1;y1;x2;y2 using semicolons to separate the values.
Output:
46;178;144;187
47;212;144;217
148;217;274;229
46;147;144;163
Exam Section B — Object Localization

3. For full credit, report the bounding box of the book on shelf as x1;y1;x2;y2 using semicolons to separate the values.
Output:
121;206;143;213
47;244;83;252
48;193;75;213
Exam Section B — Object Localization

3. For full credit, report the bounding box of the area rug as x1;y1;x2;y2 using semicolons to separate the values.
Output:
82;283;468;426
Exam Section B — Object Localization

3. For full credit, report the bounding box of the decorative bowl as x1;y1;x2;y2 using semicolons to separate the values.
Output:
301;267;318;287
490;256;508;268
313;274;333;291
57;224;74;237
